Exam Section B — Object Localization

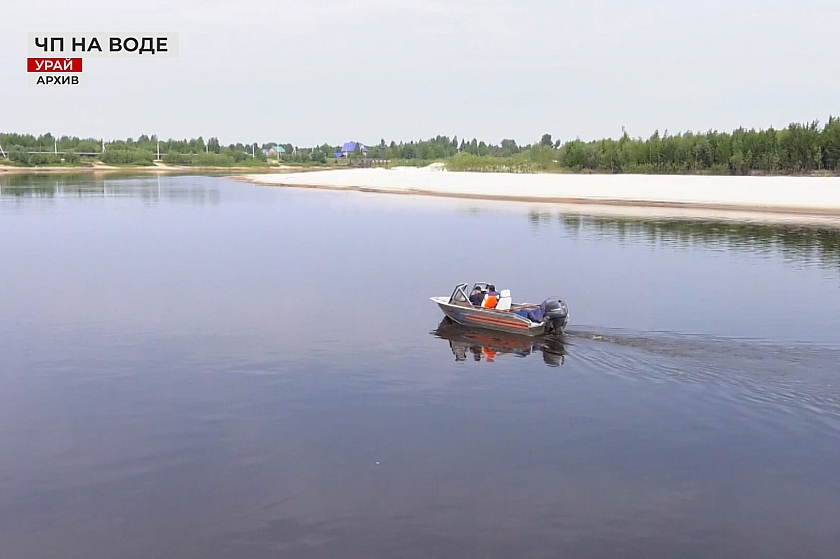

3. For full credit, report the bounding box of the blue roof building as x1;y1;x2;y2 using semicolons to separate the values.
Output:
337;142;366;157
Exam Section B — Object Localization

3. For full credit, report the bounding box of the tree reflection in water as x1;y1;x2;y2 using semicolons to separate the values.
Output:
547;213;840;271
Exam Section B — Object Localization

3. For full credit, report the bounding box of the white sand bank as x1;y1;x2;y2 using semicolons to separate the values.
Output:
239;167;840;225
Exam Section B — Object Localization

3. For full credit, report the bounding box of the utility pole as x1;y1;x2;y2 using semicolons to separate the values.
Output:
157;139;160;161
54;138;57;155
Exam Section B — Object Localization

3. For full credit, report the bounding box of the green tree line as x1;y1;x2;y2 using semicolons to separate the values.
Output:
551;119;840;175
381;119;840;175
0;133;274;167
2;116;839;173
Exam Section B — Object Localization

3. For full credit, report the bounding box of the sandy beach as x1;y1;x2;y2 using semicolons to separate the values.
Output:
238;167;840;226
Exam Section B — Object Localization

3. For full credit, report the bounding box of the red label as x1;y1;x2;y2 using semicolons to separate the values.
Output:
27;58;83;72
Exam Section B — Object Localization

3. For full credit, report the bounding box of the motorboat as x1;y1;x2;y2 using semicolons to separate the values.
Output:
430;282;569;337
433;319;566;366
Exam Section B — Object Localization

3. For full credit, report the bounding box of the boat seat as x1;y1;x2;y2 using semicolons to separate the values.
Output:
496;289;512;311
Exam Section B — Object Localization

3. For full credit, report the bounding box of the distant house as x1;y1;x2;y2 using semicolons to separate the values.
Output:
336;141;366;158
267;145;286;157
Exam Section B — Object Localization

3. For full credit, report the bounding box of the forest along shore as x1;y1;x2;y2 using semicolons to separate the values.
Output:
0;163;322;175
238;167;840;226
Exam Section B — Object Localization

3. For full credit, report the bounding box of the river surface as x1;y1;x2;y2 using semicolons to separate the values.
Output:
1;175;839;559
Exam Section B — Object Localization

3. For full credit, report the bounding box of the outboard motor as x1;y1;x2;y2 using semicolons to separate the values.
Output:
541;297;569;335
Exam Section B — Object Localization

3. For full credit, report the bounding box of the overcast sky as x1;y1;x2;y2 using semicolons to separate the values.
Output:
2;0;839;146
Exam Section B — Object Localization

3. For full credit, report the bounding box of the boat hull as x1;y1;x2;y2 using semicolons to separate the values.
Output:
431;297;548;336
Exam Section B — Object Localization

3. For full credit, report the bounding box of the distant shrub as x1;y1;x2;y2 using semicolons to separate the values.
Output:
27;153;63;166
192;152;235;166
9;147;29;165
162;152;191;165
100;148;153;165
161;152;238;166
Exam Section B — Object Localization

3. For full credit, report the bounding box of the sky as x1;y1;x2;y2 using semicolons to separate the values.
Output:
1;0;839;146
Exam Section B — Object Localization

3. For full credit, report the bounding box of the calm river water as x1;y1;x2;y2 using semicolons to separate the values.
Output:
1;175;839;558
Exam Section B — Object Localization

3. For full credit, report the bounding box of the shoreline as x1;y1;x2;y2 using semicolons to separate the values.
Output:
0;163;328;175
235;167;840;227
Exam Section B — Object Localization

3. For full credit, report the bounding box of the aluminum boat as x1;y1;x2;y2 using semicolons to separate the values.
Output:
430;282;569;337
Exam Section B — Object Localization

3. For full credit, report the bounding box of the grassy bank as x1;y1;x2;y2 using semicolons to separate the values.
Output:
440;152;558;173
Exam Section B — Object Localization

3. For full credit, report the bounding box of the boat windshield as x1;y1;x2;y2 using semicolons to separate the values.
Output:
448;283;470;305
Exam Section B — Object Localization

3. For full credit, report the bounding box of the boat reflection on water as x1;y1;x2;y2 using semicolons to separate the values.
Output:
432;318;566;367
